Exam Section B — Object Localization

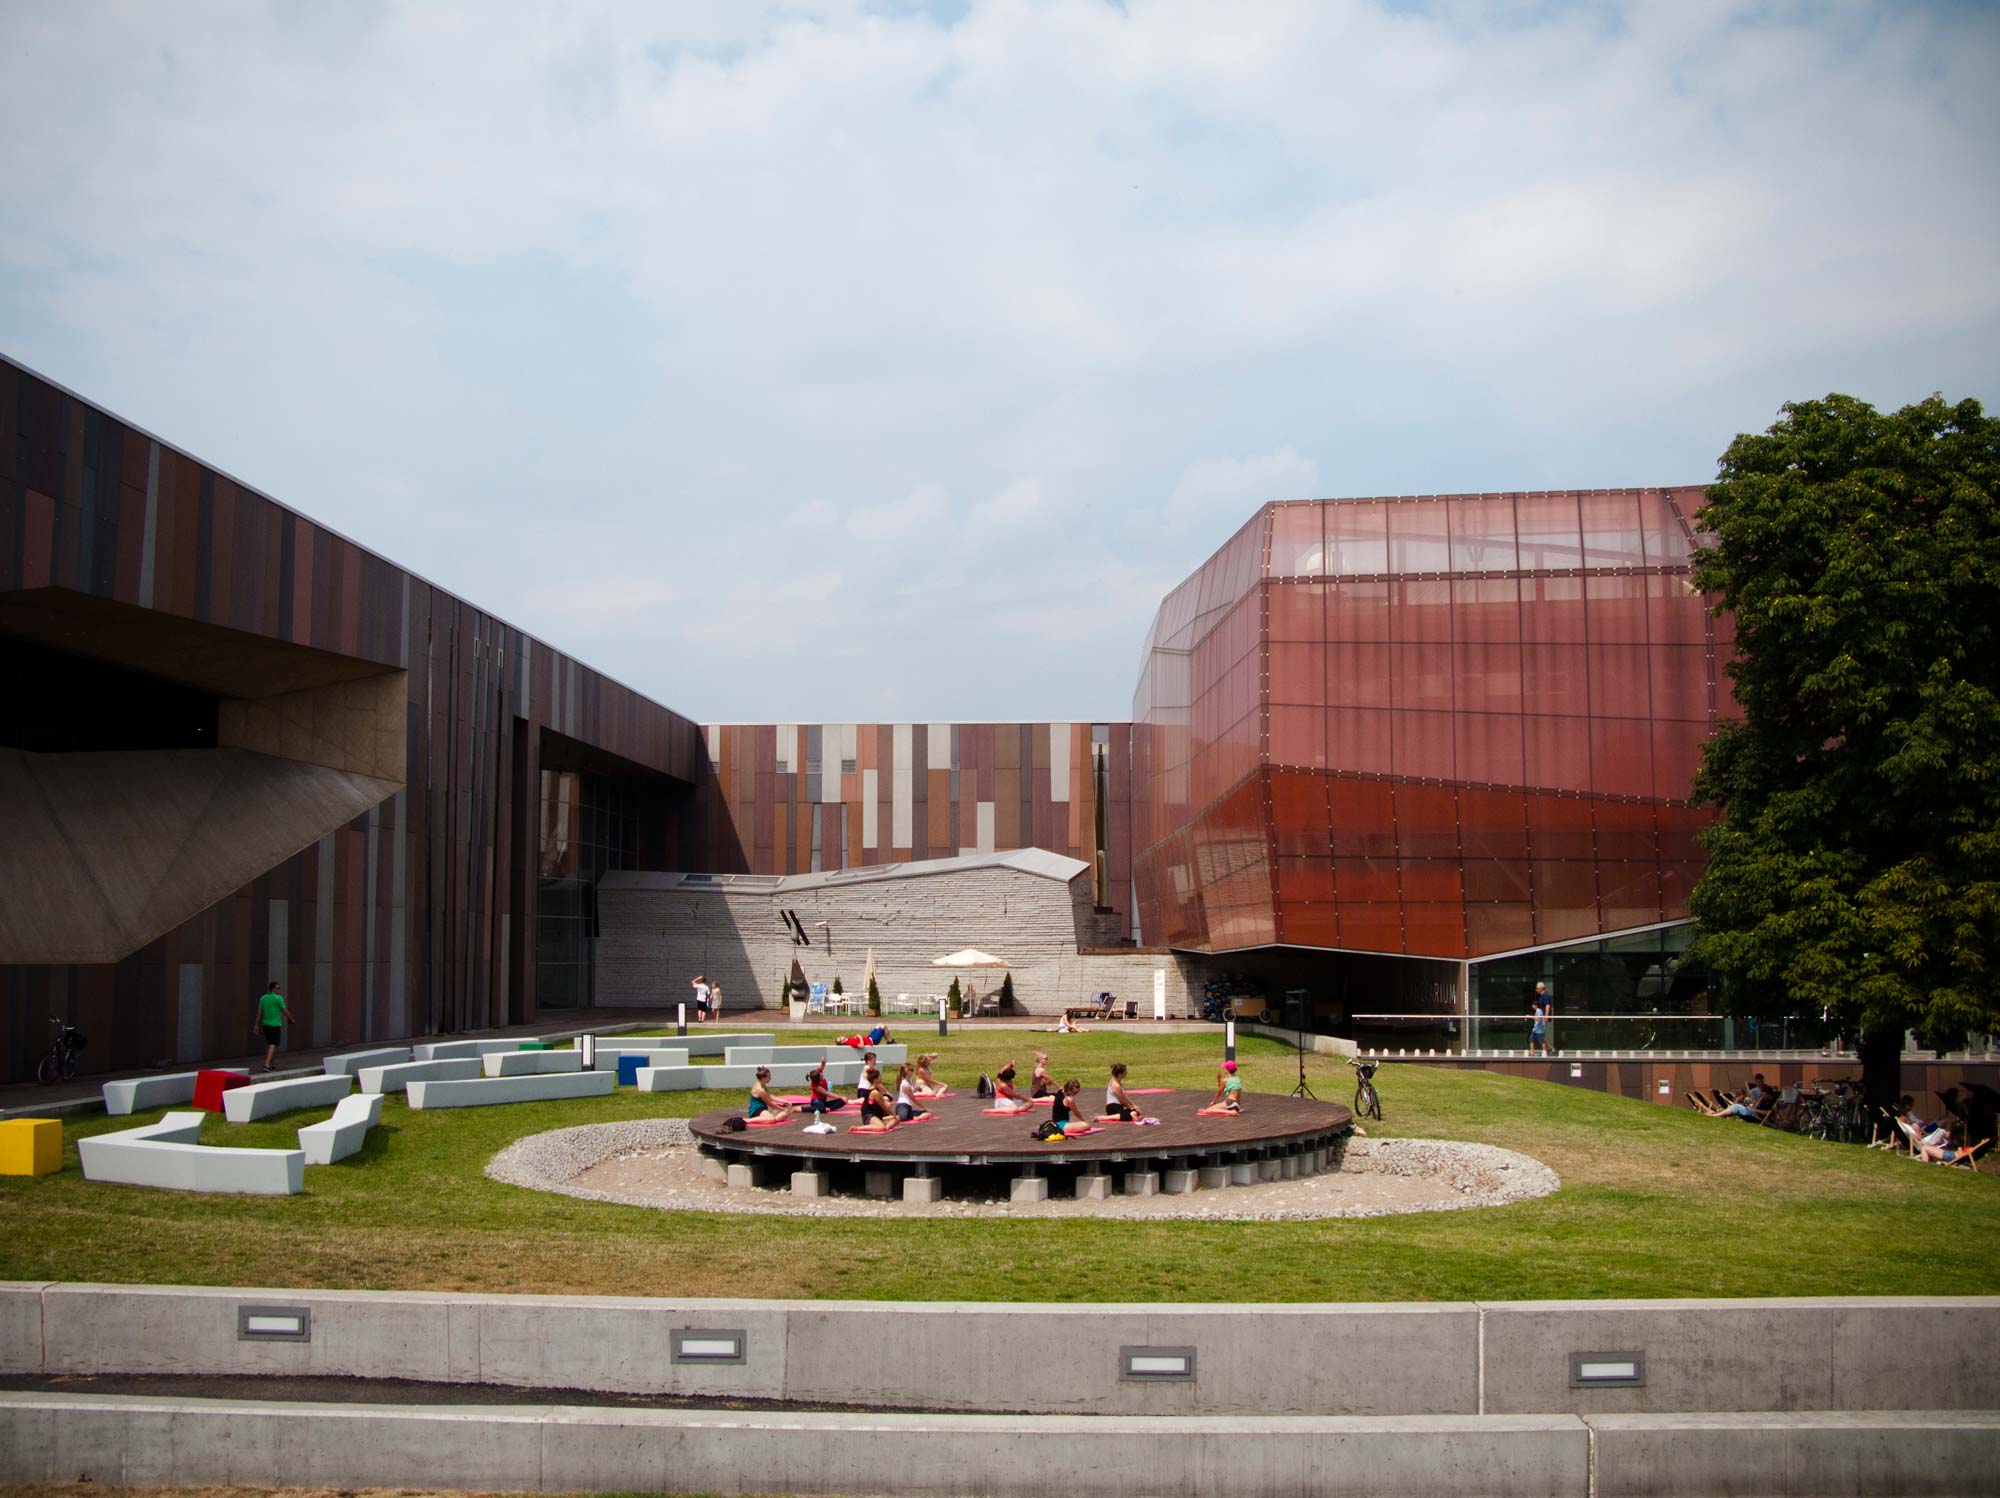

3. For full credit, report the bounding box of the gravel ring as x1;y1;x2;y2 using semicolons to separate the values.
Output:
487;1120;1559;1222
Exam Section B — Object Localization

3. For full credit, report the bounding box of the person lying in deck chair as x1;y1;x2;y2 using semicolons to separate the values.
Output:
1701;1076;1775;1121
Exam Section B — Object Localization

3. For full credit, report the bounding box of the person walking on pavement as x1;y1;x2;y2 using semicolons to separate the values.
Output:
257;981;294;1072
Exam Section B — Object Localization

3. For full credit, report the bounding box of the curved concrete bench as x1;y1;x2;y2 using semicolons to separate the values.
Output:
483;1050;584;1078
405;1071;615;1110
221;1074;352;1124
323;1047;412;1077
590;1046;691;1067
359;1058;482;1095
413;1039;534;1062
77;1112;303;1195
101;1072;201;1116
678;1032;776;1057
637;1060;862;1093
298;1093;385;1165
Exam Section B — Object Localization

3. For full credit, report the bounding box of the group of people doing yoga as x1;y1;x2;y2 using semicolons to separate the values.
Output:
740;1051;1253;1137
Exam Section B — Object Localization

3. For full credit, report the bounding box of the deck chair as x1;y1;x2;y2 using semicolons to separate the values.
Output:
1944;1138;1990;1171
1685;1090;1718;1113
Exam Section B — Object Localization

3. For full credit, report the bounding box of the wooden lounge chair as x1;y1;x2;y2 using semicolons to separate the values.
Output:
1943;1138;1990;1171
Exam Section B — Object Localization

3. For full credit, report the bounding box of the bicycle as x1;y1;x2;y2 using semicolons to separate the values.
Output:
35;1016;88;1085
1348;1056;1382;1121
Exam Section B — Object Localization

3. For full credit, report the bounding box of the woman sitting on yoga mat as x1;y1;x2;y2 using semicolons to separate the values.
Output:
858;1066;893;1126
893;1063;932;1122
1050;1078;1092;1136
1031;1052;1055;1097
1102;1062;1137;1121
911;1053;946;1096
1208;1059;1244;1113
992;1063;1032;1112
745;1068;793;1122
807;1060;846;1114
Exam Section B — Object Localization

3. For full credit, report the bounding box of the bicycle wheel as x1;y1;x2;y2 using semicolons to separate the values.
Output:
1356;1082;1381;1121
34;1052;60;1086
60;1048;79;1082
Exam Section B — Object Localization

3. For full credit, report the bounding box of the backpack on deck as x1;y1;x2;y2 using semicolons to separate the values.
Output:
976;1073;994;1098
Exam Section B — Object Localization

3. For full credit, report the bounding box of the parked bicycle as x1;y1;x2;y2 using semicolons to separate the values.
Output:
35;1016;87;1085
1348;1055;1382;1121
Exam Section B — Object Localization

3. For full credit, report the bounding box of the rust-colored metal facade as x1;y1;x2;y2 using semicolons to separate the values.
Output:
0;356;704;1080
1132;489;1730;958
694;722;1136;939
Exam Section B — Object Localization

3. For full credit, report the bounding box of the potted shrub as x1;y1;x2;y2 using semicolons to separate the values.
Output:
866;976;882;1017
999;972;1017;1014
947;976;963;1019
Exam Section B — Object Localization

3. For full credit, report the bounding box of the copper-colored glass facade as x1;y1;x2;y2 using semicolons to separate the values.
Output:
693;722;1135;939
1132;489;1731;959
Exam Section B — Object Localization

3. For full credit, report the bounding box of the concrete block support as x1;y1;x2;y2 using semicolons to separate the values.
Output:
698;1154;727;1183
1280;1154;1299;1180
1075;1172;1112;1200
1197;1165;1228;1190
725;1162;762;1189
791;1170;829;1198
1229;1161;1255;1187
864;1170;895;1199
1257;1157;1281;1183
1121;1171;1158;1196
1010;1174;1049;1203
902;1175;942;1204
1161;1168;1196;1194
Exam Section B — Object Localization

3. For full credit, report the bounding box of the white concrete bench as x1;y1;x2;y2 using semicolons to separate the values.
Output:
726;1043;906;1067
483;1050;585;1078
323;1046;412;1077
297;1093;385;1165
637;1060;862;1093
677;1032;775;1057
589;1046;691;1066
412;1038;534;1062
221;1074;353;1124
77;1112;303;1195
358;1058;482;1094
405;1071;615;1110
101;1072;201;1116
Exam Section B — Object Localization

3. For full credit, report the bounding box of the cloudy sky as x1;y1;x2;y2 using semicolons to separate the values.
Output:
4;1;1996;723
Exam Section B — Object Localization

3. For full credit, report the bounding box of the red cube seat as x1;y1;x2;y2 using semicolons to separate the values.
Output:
192;1069;251;1113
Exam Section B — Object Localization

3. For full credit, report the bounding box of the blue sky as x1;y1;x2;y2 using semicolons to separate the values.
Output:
4;0;1996;722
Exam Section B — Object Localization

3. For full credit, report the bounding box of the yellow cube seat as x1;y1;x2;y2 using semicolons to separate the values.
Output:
0;1118;63;1176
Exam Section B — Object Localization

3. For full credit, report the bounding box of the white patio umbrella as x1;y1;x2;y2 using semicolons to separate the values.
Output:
862;947;877;998
931;949;1009;968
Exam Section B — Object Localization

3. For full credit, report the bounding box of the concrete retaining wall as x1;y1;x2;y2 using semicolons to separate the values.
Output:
3;1394;1994;1497
5;1285;1994;1419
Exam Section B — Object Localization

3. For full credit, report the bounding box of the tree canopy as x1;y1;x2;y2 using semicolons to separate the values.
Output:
1685;394;2000;1065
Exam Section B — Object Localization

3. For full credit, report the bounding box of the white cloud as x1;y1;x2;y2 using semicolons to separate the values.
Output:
2;0;1996;720
1169;447;1319;527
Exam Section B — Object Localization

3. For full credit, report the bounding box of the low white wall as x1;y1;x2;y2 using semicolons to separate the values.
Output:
6;1285;1994;1420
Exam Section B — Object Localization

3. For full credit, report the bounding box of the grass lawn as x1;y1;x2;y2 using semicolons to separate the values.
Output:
5;1027;1995;1302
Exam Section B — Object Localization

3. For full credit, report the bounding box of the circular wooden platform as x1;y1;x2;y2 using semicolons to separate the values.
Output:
689;1089;1352;1171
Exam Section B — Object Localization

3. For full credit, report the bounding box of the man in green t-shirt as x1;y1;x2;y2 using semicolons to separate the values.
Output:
257;982;294;1072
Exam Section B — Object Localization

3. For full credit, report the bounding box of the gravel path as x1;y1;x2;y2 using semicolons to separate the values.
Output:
487;1119;1559;1222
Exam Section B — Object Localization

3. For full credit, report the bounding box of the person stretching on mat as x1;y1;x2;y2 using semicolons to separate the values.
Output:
1102;1062;1138;1122
853;1050;878;1101
1031;1052;1055;1098
894;1063;932;1123
850;1067;898;1131
745;1067;792;1123
807;1060;846;1114
1050;1078;1092;1137
911;1053;946;1096
992;1063;1032;1113
1208;1058;1244;1113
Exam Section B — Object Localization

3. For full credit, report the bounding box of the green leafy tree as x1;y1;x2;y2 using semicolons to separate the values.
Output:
866;975;881;1017
831;976;843;996
999;972;1017;1012
1685;393;2000;1106
947;976;962;1017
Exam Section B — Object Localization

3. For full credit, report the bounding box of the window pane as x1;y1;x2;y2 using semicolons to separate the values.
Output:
1391;578;1453;643
1328;640;1393;707
1579;492;1645;567
1455;708;1525;785
1269;771;1331;856
1653;725;1705;802
1594;804;1658;862
1269;503;1325;578
1267;580;1325;641
1402;859;1463;902
1646;573;1707;647
1277;856;1336;902
1516;493;1584;571
1269;642;1326;704
1589;644;1653;718
1334;856;1400;901
1269;704;1326;769
1453;575;1521;644
1403;903;1467;959
1454;642;1523;715
1280;901;1340;947
1589;717;1655;799
1532;859;1600;943
1459;785;1529;859
1448;495;1519;572
1526;790;1595;858
1650;644;1709;721
1395;782;1459;859
1330;778;1396;857
1466;858;1533;903
1392;709;1454;780
1524;715;1592;792
1522;641;1590;715
1328;705;1392;775
1393;641;1453;711
1640;490;1694;567
1328;502;1389;575
1520;574;1586;645
1585;574;1649;642
1600;862;1664;933
1327;580;1390;641
1338;903;1403;953
1467;902;1535;955
1387;499;1451;573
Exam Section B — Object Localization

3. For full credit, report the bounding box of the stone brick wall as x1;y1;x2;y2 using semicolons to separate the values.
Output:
597;865;1199;1016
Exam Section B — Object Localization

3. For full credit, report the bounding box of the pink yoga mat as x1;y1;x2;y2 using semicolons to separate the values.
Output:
1128;1087;1172;1095
1196;1106;1240;1117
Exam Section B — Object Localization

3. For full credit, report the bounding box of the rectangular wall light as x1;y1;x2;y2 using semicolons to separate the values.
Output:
671;1328;747;1364
237;1305;311;1342
1569;1351;1645;1387
1120;1346;1196;1381
1569;1063;1584;1078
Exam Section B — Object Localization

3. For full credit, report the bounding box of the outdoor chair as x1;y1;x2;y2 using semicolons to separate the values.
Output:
1946;1138;1991;1170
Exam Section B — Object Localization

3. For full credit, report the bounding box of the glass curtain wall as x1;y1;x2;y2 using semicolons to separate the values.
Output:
536;768;647;1007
